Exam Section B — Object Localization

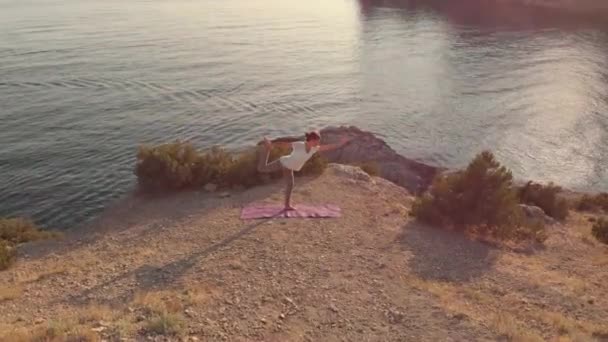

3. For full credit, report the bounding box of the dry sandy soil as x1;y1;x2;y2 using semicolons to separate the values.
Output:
1;165;607;342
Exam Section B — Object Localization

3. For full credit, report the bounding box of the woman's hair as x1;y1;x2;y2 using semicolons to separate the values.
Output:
305;130;321;141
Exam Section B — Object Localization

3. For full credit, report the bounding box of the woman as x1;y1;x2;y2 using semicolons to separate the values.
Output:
257;130;350;210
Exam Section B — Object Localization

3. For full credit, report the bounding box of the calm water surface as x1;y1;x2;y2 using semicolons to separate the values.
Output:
1;0;608;228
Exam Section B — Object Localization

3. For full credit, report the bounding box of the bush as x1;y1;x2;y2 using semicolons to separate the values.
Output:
0;217;56;271
0;240;16;271
0;217;55;244
592;217;608;244
577;193;608;213
135;142;212;190
144;312;185;336
135;141;327;192
517;181;569;221
411;151;541;241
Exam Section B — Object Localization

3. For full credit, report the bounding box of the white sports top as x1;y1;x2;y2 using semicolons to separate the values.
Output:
279;142;319;171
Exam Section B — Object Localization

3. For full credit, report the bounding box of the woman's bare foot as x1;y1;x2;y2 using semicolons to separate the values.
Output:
284;205;296;211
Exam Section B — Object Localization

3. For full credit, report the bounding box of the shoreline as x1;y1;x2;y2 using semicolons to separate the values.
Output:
2;161;607;340
3;125;604;231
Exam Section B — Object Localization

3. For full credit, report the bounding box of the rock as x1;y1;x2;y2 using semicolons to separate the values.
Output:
320;126;438;192
327;164;372;182
283;297;295;306
190;337;200;342
279;313;286;320
278;126;439;193
184;308;195;318
329;304;339;313
451;313;468;321
519;204;557;225
260;318;268;324
91;326;106;332
386;309;405;324
34;317;45;324
204;183;218;192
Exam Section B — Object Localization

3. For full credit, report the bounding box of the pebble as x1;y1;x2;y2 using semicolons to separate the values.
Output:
329;304;339;313
34;317;45;324
279;313;286;320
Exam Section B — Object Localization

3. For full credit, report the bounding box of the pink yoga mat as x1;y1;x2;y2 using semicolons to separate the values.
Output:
241;204;341;219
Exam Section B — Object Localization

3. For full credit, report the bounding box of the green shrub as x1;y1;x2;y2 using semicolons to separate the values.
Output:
0;217;55;244
591;217;608;244
411;151;540;241
0;240;16;271
135;141;327;192
300;152;328;176
577;193;608;213
517;181;569;221
0;217;56;271
135;141;207;190
144;312;185;336
226;148;268;188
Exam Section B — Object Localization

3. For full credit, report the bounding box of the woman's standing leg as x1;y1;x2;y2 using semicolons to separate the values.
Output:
283;168;295;210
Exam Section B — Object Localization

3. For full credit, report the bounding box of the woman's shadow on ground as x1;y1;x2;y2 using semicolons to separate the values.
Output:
396;221;500;283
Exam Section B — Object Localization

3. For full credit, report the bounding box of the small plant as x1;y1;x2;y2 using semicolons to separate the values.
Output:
135;141;209;191
143;312;185;336
518;181;569;221
0;217;55;244
1;217;56;271
0;240;16;271
300;152;328;176
412;151;543;241
591;217;608;244
0;316;102;342
577;193;608;213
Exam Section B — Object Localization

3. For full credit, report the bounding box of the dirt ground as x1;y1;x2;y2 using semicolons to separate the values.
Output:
1;165;607;341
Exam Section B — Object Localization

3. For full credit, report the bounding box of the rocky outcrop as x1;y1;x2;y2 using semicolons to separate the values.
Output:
326;163;374;183
319;126;439;194
519;204;557;226
273;126;439;193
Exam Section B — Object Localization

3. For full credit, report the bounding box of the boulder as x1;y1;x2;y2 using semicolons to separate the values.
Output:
519;204;557;225
319;126;439;193
327;164;373;182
